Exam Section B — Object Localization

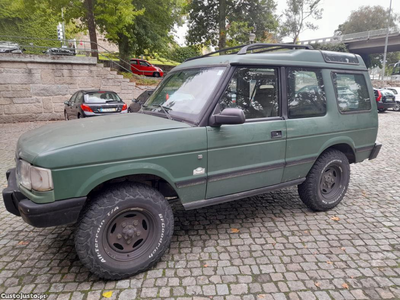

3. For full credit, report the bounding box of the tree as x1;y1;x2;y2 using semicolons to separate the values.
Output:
280;0;323;43
337;5;399;34
167;46;201;63
0;0;60;53
186;0;278;49
312;43;348;53
24;0;141;62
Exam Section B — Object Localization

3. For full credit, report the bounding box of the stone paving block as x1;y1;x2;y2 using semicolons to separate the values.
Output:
0;113;400;299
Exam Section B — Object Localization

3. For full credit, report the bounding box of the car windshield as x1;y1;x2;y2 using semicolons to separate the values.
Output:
143;67;226;124
85;92;122;103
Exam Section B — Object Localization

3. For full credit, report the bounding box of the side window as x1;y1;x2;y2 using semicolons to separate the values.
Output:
332;73;371;112
287;68;326;119
219;68;279;119
140;61;149;67
69;93;77;104
131;60;138;65
75;92;83;104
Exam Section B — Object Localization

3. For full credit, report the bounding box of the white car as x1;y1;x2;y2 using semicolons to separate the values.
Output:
384;87;400;111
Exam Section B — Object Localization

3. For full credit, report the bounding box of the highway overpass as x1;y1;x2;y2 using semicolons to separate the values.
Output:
300;28;400;55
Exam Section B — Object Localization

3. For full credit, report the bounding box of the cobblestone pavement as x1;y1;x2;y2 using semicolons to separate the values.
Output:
0;112;400;300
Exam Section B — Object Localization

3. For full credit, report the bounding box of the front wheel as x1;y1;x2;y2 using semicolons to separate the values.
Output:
298;149;350;212
75;183;174;280
394;102;400;111
153;72;160;77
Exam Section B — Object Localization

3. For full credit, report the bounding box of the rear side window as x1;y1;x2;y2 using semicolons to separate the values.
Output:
287;68;326;119
332;73;371;112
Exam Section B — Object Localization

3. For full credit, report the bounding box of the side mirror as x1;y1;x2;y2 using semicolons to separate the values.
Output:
132;99;138;103
211;108;245;126
64;101;70;106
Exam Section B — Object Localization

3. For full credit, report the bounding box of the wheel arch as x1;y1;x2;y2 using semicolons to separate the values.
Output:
318;139;356;164
76;164;181;201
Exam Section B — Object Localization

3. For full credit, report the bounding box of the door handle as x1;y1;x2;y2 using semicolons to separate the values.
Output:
271;130;282;138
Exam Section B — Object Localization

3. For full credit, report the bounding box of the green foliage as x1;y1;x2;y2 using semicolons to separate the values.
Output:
337;5;399;34
0;0;60;54
280;0;323;43
166;46;201;63
312;43;348;52
129;0;184;57
186;0;278;47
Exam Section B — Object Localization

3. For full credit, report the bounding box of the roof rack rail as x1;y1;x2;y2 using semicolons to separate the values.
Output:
237;43;313;54
184;43;313;62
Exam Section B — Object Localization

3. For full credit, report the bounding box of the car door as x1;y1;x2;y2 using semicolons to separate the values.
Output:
139;60;153;76
131;60;140;75
70;92;83;119
66;93;77;118
206;67;287;199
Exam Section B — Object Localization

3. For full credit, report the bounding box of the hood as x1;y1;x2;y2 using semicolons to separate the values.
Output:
17;113;191;163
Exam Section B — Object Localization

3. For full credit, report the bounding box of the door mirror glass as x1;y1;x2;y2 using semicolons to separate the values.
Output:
212;108;245;126
64;101;70;106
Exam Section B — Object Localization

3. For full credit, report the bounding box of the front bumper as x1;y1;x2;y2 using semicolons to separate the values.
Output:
2;168;86;227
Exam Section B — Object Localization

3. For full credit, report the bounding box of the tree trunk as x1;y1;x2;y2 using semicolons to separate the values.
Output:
84;0;98;59
218;0;226;51
118;34;131;73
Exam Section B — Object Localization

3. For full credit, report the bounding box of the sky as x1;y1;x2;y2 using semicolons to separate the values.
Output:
175;0;400;45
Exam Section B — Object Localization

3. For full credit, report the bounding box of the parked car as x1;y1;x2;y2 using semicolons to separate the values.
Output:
374;88;396;112
128;89;154;113
130;58;164;77
3;44;381;280
43;47;75;56
383;87;400;111
0;41;24;54
64;90;127;120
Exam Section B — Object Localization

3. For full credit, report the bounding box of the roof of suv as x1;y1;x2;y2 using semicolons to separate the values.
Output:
174;44;367;72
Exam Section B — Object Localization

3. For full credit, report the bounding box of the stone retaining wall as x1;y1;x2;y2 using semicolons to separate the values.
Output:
0;54;137;123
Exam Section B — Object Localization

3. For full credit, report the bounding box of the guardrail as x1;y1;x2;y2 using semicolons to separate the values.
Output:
300;27;400;45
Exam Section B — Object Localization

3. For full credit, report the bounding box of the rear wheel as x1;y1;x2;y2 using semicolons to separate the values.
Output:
64;111;69;121
298;149;350;212
378;108;387;113
77;113;81;119
75;183;174;280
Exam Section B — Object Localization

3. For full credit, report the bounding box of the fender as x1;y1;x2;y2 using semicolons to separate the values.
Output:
76;162;180;198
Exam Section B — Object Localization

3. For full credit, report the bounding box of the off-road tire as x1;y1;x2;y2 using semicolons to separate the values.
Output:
298;149;350;212
75;182;174;280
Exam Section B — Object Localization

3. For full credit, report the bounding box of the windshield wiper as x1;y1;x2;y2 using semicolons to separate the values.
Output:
143;104;173;120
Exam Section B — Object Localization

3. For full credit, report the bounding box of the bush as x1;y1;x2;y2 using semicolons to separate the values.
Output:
167;46;201;63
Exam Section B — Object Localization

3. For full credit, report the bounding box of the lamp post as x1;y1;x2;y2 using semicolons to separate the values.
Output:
381;0;393;81
249;32;256;44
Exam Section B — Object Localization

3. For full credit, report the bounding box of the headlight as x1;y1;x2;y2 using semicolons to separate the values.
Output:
17;160;53;191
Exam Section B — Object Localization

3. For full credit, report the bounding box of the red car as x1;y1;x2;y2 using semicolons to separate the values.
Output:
130;59;164;77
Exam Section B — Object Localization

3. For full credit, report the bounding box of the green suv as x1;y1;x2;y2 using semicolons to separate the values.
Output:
3;44;381;280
